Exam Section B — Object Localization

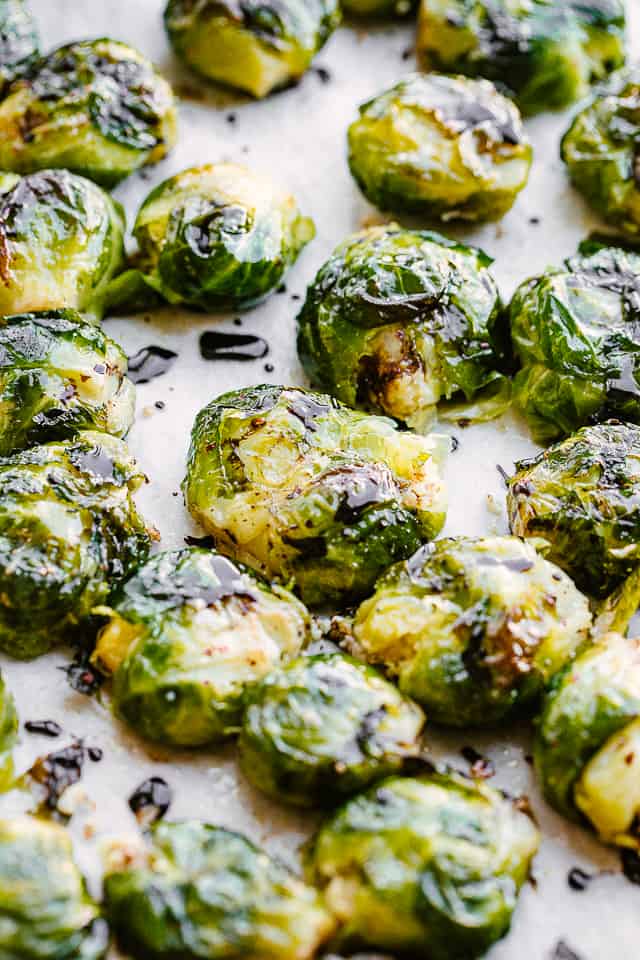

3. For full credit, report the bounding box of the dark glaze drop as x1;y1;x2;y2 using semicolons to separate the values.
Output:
25;720;62;738
621;847;640;885
461;746;495;779
199;331;269;362
286;391;333;432
129;777;172;827
29;742;85;810
322;466;394;524
567;867;593;891
174;554;257;607
184;534;216;548
552;942;583;960
59;652;104;697
88;747;103;762
127;346;178;384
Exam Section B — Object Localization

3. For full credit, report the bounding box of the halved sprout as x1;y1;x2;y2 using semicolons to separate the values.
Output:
308;772;539;958
347;73;532;222
107;164;315;313
239;652;425;806
297;224;509;431
184;385;448;607
104;820;336;960
353;536;592;726
0;38;177;188
164;0;341;98
93;547;309;747
417;0;626;115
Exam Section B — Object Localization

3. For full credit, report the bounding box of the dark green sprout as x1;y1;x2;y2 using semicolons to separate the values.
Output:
107;164;315;314
93;547;310;747
0;672;17;790
0;431;151;659
297;224;510;431
0;817;106;959
417;1;626;115
104;820;336;960
184;384;448;608
0;168;125;321
307;772;539;958
0;0;39;95
562;66;640;236
535;631;640;849
347;73;532;222
0;38;177;188
0;310;135;456
353;536;592;726
164;0;341;99
239;652;425;807
510;241;640;443
343;0;416;14
507;421;640;599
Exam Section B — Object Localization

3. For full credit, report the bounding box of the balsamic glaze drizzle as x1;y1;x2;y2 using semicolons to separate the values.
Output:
127;345;178;384
199;331;269;362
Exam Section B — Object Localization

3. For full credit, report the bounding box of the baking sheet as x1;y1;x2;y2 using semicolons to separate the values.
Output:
2;1;640;956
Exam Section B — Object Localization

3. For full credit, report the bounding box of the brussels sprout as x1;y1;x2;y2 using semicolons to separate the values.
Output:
342;0;415;15
308;772;539;958
0;38;177;188
507;421;640;599
562;66;640;236
164;0;341;99
297;224;509;431
417;1;626;115
184;385;448;608
0;169;125;320
535;632;640;848
0;816;105;959
93;547;309;747
0;672;16;790
510;242;640;442
107;164;314;314
0;431;151;659
239;652;425;807
0;310;135;456
104;820;336;960
0;0;39;95
353;536;592;726
347;73;532;222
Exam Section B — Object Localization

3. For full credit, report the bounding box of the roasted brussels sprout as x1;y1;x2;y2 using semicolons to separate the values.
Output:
184;385;448;608
0;38;177;188
347;73;532;222
342;0;415;14
239;652;425;807
107;164;314;314
508;421;640;599
308;772;539;958
0;0;39;95
0;310;135;456
562;66;640;236
511;242;640;442
105;820;336;960
0;672;16;790
417;1;626;115
93;547;309;747
0;169;125;320
0;817;106;959
0;431;151;659
164;0;341;99
353;536;592;726
535;632;640;849
297;225;509;430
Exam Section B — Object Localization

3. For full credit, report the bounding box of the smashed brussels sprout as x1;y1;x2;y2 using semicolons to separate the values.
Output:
93;547;309;747
0;0;39;95
562;66;640;235
511;242;640;442
164;0;341;99
0;817;106;959
308;772;539;958
0;38;177;188
347;73;532;222
239;652;425;807
107;164;314;313
0;310;135;455
0;169;125;320
0;672;16;789
353;536;592;726
105;820;335;960
535;632;640;849
297;224;509;430
0;431;151;659
508;421;640;598
184;385;448;607
417;1;626;115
